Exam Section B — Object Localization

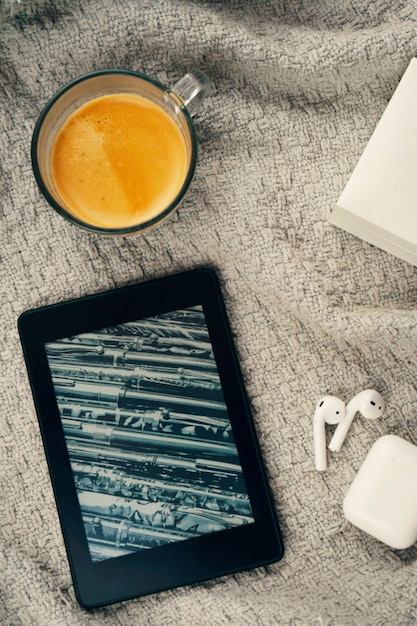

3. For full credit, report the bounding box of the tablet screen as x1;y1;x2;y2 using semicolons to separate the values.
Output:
45;305;254;563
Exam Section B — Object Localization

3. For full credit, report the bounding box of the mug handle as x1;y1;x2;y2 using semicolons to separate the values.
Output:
171;69;211;117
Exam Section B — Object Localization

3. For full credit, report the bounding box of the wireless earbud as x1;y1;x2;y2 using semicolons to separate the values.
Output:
314;396;346;471
328;389;385;453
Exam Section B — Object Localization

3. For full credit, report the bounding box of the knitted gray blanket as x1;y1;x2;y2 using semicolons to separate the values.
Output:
2;1;417;624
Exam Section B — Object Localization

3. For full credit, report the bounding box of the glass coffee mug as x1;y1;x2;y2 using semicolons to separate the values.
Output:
31;69;210;235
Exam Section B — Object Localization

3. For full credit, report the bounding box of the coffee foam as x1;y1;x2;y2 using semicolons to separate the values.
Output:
51;94;189;229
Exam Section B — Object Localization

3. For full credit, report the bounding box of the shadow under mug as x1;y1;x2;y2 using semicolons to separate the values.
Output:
31;69;211;236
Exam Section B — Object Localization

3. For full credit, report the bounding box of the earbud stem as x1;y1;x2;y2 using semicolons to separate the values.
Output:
314;419;327;471
328;409;355;452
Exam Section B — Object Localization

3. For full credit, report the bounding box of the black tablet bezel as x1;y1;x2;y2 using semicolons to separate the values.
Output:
18;268;283;609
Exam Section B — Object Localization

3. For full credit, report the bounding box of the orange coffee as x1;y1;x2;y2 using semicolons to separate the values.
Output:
51;93;189;229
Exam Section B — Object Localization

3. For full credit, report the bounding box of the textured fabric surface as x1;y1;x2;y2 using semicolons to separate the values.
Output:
2;1;417;624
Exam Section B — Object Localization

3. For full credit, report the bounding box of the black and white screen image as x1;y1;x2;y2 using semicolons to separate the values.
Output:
45;306;255;563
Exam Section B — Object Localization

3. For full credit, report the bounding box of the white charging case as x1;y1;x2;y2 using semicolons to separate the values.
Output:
343;434;417;549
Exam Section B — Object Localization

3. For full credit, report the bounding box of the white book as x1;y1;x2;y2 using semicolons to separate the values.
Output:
329;58;417;266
